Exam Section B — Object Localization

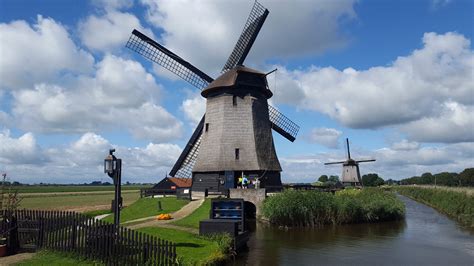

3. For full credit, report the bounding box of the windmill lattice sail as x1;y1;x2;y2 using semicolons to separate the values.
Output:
268;105;300;142
126;30;212;90
222;1;269;71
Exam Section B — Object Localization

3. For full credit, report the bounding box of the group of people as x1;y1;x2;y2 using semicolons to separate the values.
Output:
237;175;260;189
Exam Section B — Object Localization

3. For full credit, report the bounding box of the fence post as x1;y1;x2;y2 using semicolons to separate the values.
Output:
70;213;77;250
37;213;44;249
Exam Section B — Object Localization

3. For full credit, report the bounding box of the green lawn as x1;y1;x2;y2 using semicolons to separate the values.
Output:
16;250;102;265
14;185;145;193
137;227;226;265
19;191;140;211
103;197;188;223
172;199;211;229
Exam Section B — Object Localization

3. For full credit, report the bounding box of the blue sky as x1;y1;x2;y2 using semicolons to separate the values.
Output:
0;0;472;184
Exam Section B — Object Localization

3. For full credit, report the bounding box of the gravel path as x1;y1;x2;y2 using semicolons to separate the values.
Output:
0;252;35;265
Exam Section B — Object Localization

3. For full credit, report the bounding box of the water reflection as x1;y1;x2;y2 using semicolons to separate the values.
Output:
232;195;473;266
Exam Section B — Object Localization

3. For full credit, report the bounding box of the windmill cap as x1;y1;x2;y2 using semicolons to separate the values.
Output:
201;65;273;98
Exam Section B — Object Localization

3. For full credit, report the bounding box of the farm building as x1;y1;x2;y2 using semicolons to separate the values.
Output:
140;177;192;198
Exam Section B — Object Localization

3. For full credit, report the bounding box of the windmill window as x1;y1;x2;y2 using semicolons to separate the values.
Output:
205;123;209;132
233;96;237;106
235;148;240;160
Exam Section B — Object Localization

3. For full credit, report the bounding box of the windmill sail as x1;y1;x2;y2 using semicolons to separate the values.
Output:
222;1;269;71
168;116;205;178
126;29;212;90
268;105;299;142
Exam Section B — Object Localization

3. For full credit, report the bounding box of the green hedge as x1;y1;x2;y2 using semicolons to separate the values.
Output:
262;188;405;227
395;186;474;227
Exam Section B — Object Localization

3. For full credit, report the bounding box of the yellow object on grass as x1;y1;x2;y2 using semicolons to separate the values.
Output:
157;213;172;220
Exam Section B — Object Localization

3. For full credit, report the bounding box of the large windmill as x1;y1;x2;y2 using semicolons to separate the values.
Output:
324;138;375;187
126;1;299;194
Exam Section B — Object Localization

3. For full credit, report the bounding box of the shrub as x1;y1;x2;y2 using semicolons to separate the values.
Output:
262;188;405;227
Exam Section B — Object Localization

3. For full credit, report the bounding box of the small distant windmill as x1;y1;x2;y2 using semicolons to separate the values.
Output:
325;138;375;187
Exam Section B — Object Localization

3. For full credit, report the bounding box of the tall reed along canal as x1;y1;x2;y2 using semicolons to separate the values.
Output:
233;195;474;265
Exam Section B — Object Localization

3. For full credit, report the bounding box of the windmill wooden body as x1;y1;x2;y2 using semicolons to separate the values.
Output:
325;138;375;187
126;2;299;194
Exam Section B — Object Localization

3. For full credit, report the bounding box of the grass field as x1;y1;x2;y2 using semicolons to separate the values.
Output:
17;250;101;265
172;199;211;229
12;185;145;193
19;190;140;212
103;197;188;223
138;227;228;265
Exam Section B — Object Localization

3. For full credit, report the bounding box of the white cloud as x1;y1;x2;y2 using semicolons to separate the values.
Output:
78;11;154;53
400;102;474;143
1;132;182;184
306;127;342;148
11;55;183;142
180;91;206;126
0;130;47;164
0;15;94;90
271;32;474;143
141;0;356;76
391;139;420;151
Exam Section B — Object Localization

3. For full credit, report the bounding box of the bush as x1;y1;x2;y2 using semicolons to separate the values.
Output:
262;188;405;227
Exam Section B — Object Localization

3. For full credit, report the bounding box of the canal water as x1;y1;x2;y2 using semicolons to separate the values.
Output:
233;195;474;265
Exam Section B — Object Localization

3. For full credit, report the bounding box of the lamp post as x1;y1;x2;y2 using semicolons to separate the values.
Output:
104;149;122;227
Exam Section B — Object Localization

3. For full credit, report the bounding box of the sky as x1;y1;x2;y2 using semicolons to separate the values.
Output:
0;0;472;184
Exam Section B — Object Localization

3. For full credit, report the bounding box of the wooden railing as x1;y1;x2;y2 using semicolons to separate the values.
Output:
1;209;177;265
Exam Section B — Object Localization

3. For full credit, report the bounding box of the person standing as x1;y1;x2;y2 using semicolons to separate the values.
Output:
242;175;249;189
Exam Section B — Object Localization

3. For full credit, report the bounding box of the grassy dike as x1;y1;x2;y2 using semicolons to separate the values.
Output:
262;188;405;227
394;186;474;228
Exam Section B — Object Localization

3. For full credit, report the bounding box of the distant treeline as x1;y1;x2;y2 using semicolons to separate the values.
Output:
399;168;474;187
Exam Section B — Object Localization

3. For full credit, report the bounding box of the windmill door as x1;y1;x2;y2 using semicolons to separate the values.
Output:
224;171;235;189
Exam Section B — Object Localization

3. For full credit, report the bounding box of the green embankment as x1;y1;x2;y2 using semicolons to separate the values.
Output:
138;227;231;265
103;197;188;223
17;250;101;265
262;188;405;227
172;199;211;229
394;186;474;227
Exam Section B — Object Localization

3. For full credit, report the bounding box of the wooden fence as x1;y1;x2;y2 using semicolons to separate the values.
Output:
1;209;177;265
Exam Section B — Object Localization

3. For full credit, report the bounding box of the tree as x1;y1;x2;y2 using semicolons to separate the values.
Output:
318;175;328;182
328;175;339;183
362;173;385;187
458;168;474;186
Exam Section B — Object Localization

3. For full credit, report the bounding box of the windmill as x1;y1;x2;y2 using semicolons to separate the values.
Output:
324;138;375;187
126;1;299;194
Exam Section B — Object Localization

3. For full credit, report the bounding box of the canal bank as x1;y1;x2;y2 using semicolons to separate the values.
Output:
232;195;474;265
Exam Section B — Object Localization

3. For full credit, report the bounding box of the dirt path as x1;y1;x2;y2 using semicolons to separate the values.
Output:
0;252;35;265
127;199;204;231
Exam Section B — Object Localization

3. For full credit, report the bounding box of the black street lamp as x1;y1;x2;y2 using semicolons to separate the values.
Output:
104;149;122;227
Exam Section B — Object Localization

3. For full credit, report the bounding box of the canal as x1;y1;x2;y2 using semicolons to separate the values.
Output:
233;195;474;265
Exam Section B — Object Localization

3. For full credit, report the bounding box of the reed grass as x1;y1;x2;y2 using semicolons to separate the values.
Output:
395;186;474;227
262;188;405;227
